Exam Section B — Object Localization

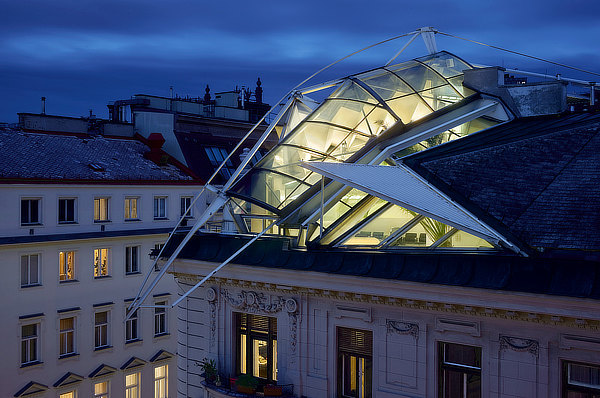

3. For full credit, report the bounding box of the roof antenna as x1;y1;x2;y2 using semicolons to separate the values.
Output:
419;26;438;54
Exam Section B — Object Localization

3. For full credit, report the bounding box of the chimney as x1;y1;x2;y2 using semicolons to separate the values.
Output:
145;133;168;165
41;97;46;115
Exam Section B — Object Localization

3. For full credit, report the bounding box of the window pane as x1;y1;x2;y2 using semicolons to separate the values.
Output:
356;68;414;100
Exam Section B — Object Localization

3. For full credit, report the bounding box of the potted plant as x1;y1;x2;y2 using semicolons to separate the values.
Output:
198;358;218;385
235;374;259;394
263;384;283;396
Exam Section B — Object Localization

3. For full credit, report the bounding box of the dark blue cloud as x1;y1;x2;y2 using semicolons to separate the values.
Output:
1;0;599;122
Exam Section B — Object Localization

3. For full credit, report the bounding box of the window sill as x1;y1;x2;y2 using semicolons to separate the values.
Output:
94;275;111;280
125;338;142;346
20;360;43;369
59;279;78;284
125;271;141;276
59;353;79;360
93;220;111;224
124;218;141;222
21;223;42;227
58;221;78;225
153;217;169;221
21;283;42;289
154;332;170;339
94;345;112;352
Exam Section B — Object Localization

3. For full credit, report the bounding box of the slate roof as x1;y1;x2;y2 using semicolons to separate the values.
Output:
404;112;600;251
164;233;600;300
0;128;196;183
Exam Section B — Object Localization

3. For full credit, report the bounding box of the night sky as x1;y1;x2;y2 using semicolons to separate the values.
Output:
2;0;600;122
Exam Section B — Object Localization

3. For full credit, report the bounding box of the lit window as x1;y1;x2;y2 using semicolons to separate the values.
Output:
20;254;40;287
126;309;139;342
59;317;76;357
94;198;110;222
563;361;600;396
59;251;75;281
21;198;41;225
154;301;167;336
153;196;167;219
94;381;109;398
438;342;481;398
125;372;140;398
94;248;109;277
236;313;277;382
180;196;193;218
338;327;372;398
59;391;76;398
94;311;109;349
125;246;140;274
125;197;139;220
21;323;39;365
58;198;76;223
154;365;168;398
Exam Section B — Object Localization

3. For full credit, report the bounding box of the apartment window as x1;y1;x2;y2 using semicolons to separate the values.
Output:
153;196;167;219
21;198;41;225
59;251;75;281
125;197;139;220
154;301;167;336
180;196;193;218
59;391;76;398
438;342;481;398
94;248;109;277
337;327;372;398
125;372;140;398
563;361;600;397
20;254;40;287
94;198;110;222
125;246;140;274
126;309;139;342
154;365;168;398
236;313;278;382
59;317;76;357
94;311;109;349
58;198;76;223
21;323;39;365
94;381;109;398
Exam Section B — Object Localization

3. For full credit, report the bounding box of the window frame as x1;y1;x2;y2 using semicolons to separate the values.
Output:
93;381;109;398
93;248;110;278
438;341;482;398
154;364;168;398
125;371;141;398
154;301;168;337
59;250;76;282
153;196;168;220
125;245;140;275
94;310;110;350
20;253;41;287
94;197;110;222
180;196;193;218
124;197;140;221
235;312;278;383
58;390;77;398
59;316;76;358
21;322;40;366
125;308;140;343
337;326;373;398
21;197;41;226
58;197;77;224
562;360;600;397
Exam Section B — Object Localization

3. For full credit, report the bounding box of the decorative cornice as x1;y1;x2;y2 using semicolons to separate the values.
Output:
387;320;419;340
170;272;600;331
499;335;539;357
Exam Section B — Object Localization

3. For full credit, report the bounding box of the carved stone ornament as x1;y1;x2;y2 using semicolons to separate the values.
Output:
387;320;419;340
499;335;539;357
285;298;298;313
206;287;217;302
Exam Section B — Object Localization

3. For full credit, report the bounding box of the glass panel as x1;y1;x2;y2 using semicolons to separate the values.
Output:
391;217;451;247
418;85;462;111
356;68;414;100
341;205;416;246
448;75;476;97
240;334;247;374
442;370;481;398
329;132;371;161
418;52;472;78
308;100;376;131
389;62;447;92
287;122;354;156
322;188;368;229
273;339;278;381
30;255;38;284
330;80;378;104
253;339;268;379
387;94;431;123
354;106;395;137
569;363;600;388
442;230;494;248
444;343;481;368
